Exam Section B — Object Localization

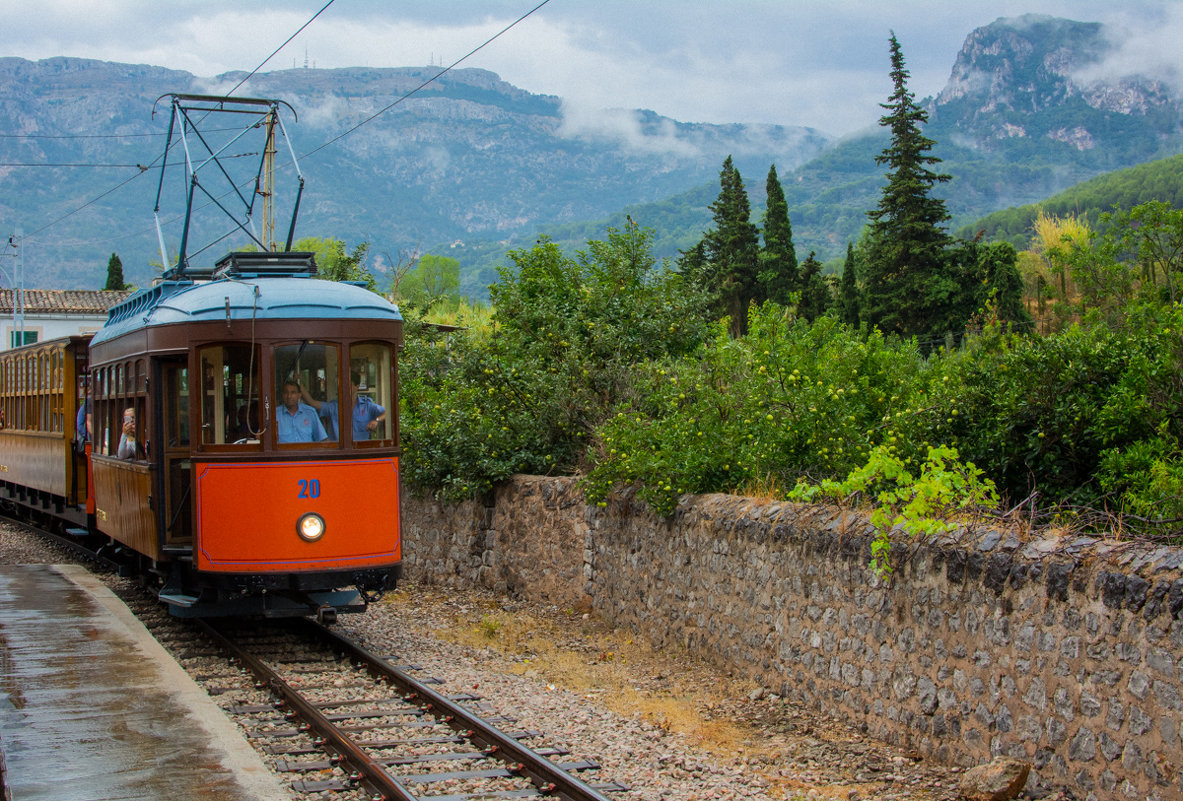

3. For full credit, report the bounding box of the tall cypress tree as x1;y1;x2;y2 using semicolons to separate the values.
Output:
702;155;760;335
759;163;798;305
839;242;860;326
104;253;126;291
797;251;831;322
863;33;953;340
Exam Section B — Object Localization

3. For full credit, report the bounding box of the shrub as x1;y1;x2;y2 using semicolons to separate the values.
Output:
583;305;926;515
399;224;710;498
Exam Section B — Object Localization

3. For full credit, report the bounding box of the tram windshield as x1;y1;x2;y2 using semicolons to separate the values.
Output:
274;341;339;445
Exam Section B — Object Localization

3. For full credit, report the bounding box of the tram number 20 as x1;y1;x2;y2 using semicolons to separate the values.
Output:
297;479;321;499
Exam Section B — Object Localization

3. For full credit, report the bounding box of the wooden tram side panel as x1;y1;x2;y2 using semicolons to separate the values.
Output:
91;456;157;558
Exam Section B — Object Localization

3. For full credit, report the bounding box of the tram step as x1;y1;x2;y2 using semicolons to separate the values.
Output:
158;591;200;607
65;527;90;538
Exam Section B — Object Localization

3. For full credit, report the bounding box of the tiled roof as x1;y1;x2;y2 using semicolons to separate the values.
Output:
0;288;134;315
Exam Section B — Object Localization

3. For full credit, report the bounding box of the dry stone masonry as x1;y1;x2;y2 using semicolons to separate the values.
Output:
400;475;1183;800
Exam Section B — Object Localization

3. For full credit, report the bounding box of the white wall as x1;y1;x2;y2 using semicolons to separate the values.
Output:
1;313;106;352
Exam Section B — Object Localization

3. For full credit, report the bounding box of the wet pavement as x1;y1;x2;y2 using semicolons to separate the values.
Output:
0;564;288;801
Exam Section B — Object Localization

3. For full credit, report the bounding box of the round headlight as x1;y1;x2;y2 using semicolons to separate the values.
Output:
297;513;326;542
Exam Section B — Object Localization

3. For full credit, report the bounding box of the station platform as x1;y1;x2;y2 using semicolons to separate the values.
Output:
0;564;289;801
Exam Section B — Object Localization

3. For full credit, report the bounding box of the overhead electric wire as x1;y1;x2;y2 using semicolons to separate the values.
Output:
0;132;161;140
0;125;248;141
0;162;149;169
220;0;336;98
304;0;553;160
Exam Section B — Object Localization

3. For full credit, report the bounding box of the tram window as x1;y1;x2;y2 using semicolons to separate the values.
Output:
274;341;339;445
117;398;146;460
348;343;393;445
198;344;262;446
95;398;111;456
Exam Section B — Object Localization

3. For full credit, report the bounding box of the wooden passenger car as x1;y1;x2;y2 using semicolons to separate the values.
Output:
0;336;90;524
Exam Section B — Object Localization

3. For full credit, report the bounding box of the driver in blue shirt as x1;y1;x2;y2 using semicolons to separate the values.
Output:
277;380;327;443
303;371;386;441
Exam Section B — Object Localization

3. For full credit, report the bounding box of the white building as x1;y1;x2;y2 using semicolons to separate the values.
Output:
1;289;132;351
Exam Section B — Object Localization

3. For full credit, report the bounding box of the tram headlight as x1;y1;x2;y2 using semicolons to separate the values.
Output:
297;513;326;542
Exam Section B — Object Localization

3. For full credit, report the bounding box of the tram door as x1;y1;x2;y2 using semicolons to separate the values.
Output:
158;358;192;548
71;354;91;510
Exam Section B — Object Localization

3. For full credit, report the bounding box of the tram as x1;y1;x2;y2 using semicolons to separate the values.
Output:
0;94;404;618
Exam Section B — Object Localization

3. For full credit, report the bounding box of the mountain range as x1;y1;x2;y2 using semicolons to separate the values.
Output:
2;13;1182;295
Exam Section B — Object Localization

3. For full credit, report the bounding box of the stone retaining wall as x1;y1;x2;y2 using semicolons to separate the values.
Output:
400;476;1183;800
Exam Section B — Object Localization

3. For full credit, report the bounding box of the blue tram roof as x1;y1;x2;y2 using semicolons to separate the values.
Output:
91;273;401;346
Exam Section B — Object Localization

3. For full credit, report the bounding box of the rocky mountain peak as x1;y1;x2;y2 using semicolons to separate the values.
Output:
929;15;1182;151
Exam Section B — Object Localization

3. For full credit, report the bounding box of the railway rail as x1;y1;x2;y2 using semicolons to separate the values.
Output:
195;616;627;801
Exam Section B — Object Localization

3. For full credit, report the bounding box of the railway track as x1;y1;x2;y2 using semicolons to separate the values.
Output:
192;615;627;801
2;516;628;800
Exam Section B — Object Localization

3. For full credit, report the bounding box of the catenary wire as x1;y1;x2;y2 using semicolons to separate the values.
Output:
303;0;553;160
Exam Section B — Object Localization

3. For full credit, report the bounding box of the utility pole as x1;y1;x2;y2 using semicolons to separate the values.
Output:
4;229;22;348
262;113;276;251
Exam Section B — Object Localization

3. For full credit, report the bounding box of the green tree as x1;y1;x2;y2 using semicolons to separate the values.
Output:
690;155;761;335
1118;202;1183;304
862;33;953;339
292;237;376;290
104;253;127;290
398;253;461;311
839;242;860;326
965;240;1032;331
758;164;798;305
797;251;831;322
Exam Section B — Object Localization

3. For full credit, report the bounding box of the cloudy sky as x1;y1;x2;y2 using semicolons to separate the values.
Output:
7;0;1183;136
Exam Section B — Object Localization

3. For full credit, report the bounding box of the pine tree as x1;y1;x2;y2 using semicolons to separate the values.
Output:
796;251;831;322
863;33;953;340
702;155;760;335
839;242;860;326
758;164;798;305
951;239;1033;332
104;253;126;290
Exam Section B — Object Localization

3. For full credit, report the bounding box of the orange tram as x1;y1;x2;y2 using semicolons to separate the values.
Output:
0;251;404;618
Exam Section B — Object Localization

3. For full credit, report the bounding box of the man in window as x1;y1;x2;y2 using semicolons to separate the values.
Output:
303;370;385;441
277;380;327;443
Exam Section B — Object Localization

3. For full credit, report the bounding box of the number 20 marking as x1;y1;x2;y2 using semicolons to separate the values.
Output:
298;479;321;499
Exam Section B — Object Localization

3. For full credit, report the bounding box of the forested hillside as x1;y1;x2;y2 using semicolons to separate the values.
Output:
0;58;828;290
957;154;1183;247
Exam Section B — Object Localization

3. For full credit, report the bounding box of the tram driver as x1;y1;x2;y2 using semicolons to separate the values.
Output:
277;380;327;443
